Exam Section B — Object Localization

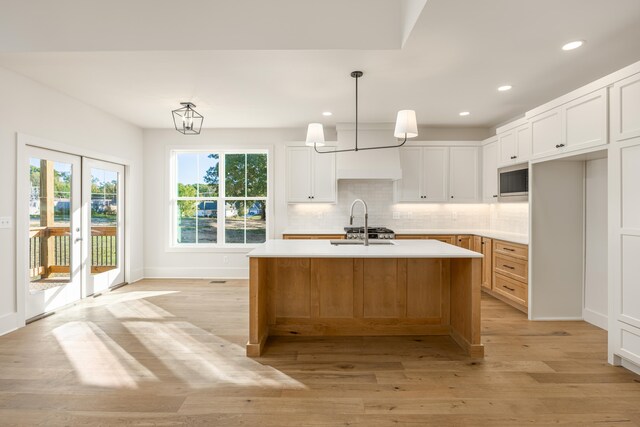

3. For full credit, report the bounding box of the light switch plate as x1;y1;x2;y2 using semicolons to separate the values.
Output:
0;217;12;229
392;211;400;220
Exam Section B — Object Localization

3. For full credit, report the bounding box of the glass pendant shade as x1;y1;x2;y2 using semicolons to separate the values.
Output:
172;102;204;135
305;123;325;147
394;110;418;139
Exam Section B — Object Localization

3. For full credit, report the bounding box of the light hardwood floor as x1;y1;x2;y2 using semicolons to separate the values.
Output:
1;279;639;426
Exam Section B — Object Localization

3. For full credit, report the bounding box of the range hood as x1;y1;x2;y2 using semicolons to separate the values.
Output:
335;124;404;180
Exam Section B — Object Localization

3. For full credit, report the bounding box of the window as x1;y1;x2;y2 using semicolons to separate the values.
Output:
172;150;268;246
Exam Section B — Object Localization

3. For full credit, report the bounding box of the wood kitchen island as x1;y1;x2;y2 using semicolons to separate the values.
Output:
246;239;483;358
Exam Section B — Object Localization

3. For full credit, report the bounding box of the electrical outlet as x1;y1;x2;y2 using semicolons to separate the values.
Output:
223;256;229;264
392;211;400;220
0;217;11;229
407;212;413;219
452;212;458;221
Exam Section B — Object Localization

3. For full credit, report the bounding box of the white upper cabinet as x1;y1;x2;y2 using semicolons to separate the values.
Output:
286;146;336;203
612;73;640;142
396;146;449;202
530;88;608;160
423;147;449;202
498;123;531;166
482;139;498;202
531;106;563;158
449;147;479;202
564;88;608;151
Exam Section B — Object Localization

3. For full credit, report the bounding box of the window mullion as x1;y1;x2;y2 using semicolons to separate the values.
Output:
218;153;225;245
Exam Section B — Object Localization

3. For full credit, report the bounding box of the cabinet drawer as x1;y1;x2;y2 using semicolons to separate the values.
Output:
494;273;527;306
494;240;528;259
494;253;528;283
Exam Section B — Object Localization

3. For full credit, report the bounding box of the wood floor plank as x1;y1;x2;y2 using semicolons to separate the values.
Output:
0;279;637;426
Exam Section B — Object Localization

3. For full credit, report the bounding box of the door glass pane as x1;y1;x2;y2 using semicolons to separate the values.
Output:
90;168;118;274
29;158;72;292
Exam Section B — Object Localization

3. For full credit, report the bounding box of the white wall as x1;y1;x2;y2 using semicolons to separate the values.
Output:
0;65;144;335
584;158;608;329
142;127;492;279
142;128;307;279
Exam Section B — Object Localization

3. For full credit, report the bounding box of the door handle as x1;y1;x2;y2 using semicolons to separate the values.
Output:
74;238;83;243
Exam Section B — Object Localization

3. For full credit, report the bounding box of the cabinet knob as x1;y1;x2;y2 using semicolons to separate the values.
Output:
555;143;566;148
451;196;454;199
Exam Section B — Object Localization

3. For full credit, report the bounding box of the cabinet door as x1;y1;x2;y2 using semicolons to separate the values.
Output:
482;141;498;202
456;235;472;249
481;237;493;290
515;124;532;162
449;147;478;202
612;74;640;142
423;147;448;202
564;88;608;151
397;147;423;202
286;147;312;202
312;150;336;202
531;107;563;158
498;130;517;165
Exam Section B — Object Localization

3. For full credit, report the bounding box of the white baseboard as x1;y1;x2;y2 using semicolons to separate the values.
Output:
583;308;608;331
622;359;640;376
0;312;21;336
528;316;584;321
144;266;249;279
130;268;145;283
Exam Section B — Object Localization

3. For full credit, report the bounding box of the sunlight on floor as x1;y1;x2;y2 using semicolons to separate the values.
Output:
106;297;176;319
123;320;306;390
53;321;158;389
86;290;179;308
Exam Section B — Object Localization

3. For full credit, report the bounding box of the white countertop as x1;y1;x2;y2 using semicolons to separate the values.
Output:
281;228;528;245
248;239;483;259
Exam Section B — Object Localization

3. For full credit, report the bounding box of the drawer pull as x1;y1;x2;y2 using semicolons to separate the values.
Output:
503;247;515;252
502;264;515;270
503;285;515;291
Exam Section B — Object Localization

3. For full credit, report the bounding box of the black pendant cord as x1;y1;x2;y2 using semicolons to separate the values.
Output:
314;71;409;154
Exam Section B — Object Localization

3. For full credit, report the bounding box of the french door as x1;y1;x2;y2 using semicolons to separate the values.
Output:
25;147;82;319
24;147;125;320
82;158;125;295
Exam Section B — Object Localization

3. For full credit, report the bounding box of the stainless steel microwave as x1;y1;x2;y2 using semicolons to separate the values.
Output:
498;164;528;202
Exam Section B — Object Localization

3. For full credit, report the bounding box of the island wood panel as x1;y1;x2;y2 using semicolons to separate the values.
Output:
247;258;268;357
406;258;450;320
449;257;483;358
311;258;355;318
362;258;400;318
274;258;311;318
248;256;482;357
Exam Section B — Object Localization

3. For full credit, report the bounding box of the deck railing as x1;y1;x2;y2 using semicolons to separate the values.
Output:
29;226;117;277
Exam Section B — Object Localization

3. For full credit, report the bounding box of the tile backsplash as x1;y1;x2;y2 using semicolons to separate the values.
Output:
286;180;529;234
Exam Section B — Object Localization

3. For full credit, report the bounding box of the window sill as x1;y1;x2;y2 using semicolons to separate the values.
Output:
166;244;261;253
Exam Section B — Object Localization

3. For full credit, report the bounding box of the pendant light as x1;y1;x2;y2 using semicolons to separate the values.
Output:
172;102;204;135
306;71;418;153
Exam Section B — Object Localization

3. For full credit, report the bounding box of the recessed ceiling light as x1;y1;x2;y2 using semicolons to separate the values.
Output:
322;111;332;116
562;40;584;51
498;85;512;92
459;111;470;117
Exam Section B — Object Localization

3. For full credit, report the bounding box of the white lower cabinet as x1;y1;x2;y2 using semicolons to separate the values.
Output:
396;145;478;203
286;146;336;203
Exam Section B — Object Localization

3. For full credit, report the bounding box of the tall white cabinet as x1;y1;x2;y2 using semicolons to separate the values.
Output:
609;72;640;370
286;146;336;203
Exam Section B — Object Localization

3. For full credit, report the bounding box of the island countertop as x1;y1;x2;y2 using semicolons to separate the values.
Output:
247;238;483;259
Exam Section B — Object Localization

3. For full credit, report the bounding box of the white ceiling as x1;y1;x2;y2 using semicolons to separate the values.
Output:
1;0;640;130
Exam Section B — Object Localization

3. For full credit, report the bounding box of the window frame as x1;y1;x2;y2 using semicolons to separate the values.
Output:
167;147;271;252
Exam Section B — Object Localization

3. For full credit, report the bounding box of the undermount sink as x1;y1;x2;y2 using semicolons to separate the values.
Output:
330;240;395;246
